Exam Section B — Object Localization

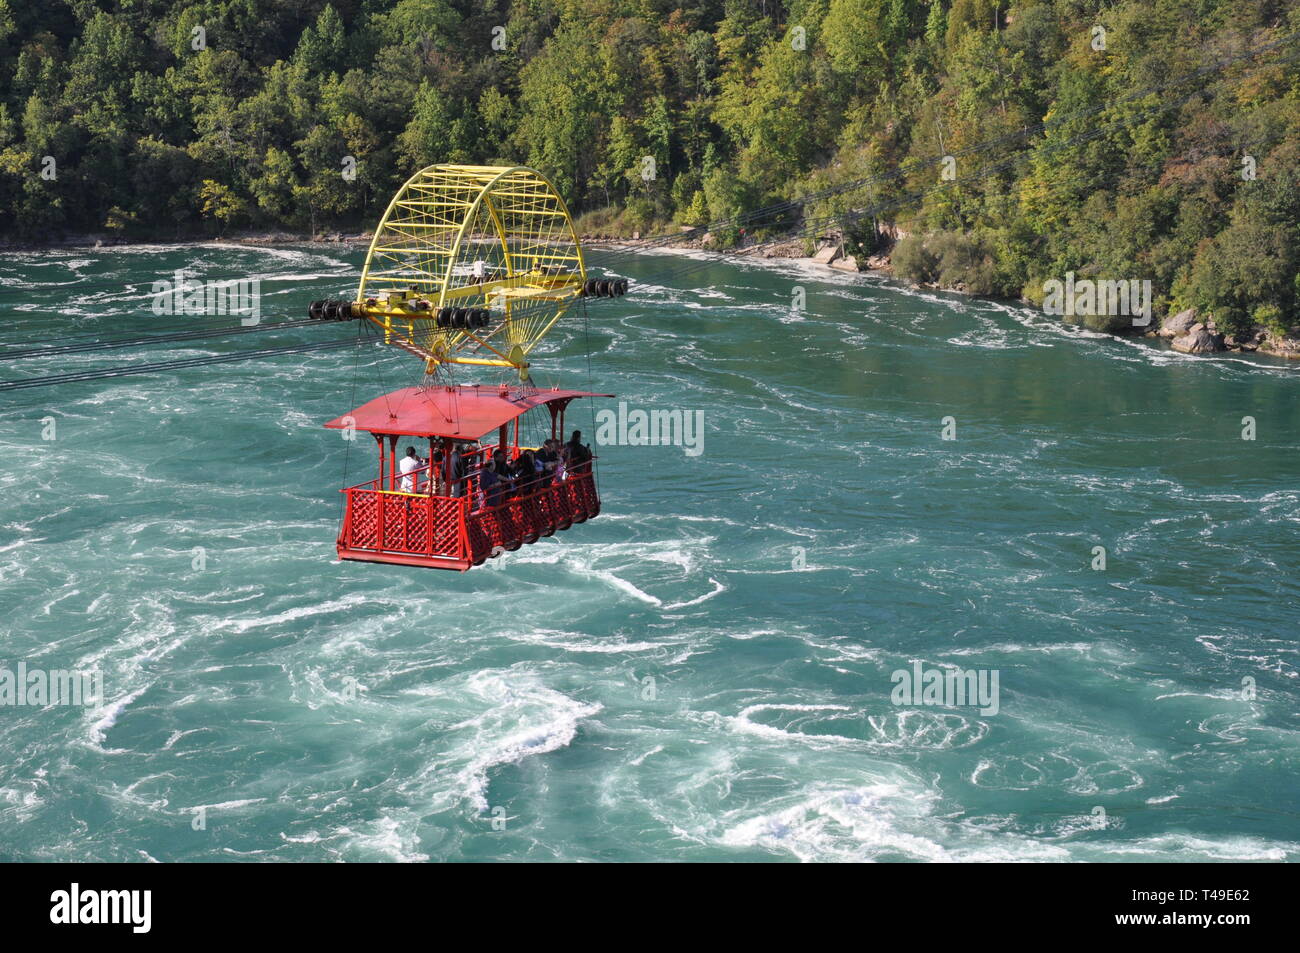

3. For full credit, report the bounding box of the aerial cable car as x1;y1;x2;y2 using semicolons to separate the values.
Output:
310;164;628;570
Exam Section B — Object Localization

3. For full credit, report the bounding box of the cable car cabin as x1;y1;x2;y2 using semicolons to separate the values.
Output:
324;384;609;571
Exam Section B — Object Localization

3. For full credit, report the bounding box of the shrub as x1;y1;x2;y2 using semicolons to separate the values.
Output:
1252;303;1290;337
930;232;999;296
892;235;939;283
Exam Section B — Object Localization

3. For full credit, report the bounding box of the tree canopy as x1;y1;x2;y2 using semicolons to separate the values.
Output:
0;1;1296;331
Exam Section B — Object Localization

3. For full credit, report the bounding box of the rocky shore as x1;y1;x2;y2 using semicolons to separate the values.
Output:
596;231;1300;361
10;228;1297;359
0;229;372;251
1149;307;1300;359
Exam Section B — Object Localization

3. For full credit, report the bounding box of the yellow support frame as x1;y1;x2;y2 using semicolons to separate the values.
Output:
355;164;587;377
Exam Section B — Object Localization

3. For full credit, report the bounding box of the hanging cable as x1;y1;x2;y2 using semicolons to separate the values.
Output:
581;297;600;490
338;319;368;522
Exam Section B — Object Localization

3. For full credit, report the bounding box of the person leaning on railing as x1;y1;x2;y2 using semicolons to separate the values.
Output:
537;439;561;485
512;450;540;496
478;458;505;510
565;431;592;475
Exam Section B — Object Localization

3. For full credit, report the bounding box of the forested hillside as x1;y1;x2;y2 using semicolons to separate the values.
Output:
0;1;1297;335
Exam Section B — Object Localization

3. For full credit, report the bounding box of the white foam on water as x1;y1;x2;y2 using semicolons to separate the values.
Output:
456;700;603;814
971;750;1146;796
505;629;671;654
863;710;991;750
213;593;371;634
713;783;1073;863
590;569;663;605
629;745;665;767
86;686;149;751
1084;834;1296;862
0;783;45;823
404;670;603;816
194;798;267;812
730;704;861;749
663;577;725;610
338;811;428;863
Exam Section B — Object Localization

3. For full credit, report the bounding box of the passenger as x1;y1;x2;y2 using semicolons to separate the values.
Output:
565;430;592;474
480;459;505;509
463;440;481;467
398;446;423;492
536;439;558;485
446;443;468;498
456;443;470;488
491;449;512;494
429;449;445;494
514;450;539;495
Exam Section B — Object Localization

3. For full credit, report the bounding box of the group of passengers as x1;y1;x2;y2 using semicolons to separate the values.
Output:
397;431;592;511
476;432;592;510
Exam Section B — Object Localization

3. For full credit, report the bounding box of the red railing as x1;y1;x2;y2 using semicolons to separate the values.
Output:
338;467;599;568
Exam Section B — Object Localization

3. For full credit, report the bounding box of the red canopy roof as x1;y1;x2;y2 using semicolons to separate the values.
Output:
323;385;612;439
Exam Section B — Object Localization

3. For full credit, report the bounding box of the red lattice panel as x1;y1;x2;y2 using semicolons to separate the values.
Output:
429;498;462;557
460;474;604;565
348;491;380;549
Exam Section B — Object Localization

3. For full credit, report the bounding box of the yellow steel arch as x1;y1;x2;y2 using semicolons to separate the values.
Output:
355;164;587;378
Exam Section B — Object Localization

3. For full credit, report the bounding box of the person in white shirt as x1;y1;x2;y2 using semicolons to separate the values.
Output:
398;446;423;492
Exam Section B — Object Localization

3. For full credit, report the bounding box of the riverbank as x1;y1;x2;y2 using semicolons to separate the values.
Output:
8;229;1297;360
0;229;372;252
593;232;1300;361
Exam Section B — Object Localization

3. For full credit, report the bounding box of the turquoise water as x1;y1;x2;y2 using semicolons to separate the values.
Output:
0;244;1296;862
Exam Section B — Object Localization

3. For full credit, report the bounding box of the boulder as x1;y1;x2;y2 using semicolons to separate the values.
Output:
830;255;859;272
1170;325;1223;354
1159;308;1198;338
811;244;841;264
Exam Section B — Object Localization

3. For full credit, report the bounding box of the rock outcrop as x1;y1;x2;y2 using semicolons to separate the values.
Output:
1170;323;1223;354
1261;331;1300;359
1159;308;1198;338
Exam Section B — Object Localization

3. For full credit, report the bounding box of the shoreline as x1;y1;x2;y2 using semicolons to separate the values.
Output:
6;231;1296;361
0;230;373;253
590;236;1300;361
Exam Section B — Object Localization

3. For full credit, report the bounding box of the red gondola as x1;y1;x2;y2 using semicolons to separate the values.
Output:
309;164;630;570
325;384;609;571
